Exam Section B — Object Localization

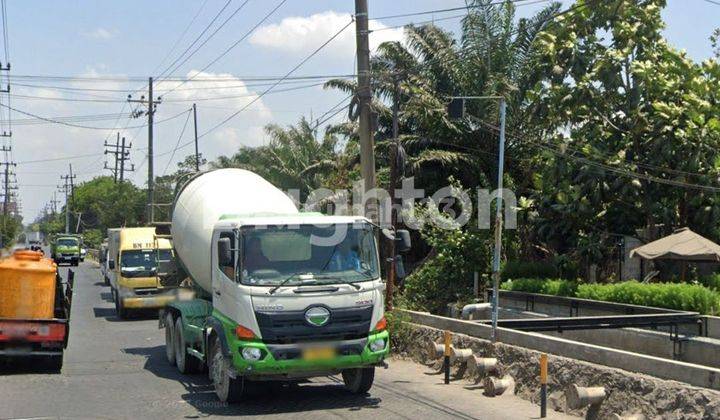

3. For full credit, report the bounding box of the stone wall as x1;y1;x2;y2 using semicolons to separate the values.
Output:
400;323;720;419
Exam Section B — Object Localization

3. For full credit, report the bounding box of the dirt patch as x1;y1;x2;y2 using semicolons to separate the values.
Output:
399;323;720;419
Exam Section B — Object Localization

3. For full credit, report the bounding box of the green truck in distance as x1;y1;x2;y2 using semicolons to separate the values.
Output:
50;234;83;266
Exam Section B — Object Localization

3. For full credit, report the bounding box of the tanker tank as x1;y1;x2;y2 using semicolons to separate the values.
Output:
170;168;298;293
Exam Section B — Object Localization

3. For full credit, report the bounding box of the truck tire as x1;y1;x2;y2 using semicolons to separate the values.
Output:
114;290;128;319
174;317;201;374
209;335;245;403
342;367;375;394
164;312;176;366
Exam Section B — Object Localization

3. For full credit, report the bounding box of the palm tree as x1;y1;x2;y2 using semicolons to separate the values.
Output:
326;0;562;195
211;118;340;199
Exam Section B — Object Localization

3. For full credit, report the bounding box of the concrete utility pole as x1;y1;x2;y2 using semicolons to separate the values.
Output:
354;0;376;216
193;103;200;171
128;77;161;223
0;160;17;218
60;164;76;235
105;134;134;183
50;191;59;215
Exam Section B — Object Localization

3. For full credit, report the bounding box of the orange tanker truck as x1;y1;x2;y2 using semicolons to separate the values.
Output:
0;250;73;371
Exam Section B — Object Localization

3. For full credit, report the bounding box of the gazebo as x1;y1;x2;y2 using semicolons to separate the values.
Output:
629;227;720;281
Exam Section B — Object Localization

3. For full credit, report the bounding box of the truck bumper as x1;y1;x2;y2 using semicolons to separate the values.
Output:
123;295;177;309
228;330;390;379
118;286;180;309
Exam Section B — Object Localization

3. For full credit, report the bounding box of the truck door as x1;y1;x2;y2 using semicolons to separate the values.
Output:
212;230;239;318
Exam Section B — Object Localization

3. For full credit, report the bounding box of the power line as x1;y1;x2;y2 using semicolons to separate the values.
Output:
156;0;252;89
162;108;193;176
155;0;233;82
160;0;288;97
196;18;356;142
371;0;540;20
0;103;190;130
8;81;328;103
150;0;209;75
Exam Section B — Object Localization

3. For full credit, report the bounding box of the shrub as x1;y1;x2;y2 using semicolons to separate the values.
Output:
403;227;491;314
501;278;720;315
385;310;413;353
501;261;558;282
501;278;577;297
698;273;720;291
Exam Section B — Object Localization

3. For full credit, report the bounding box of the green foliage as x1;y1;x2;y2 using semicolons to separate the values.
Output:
501;278;577;297
698;273;720;291
211;118;340;199
82;229;103;249
531;0;720;268
502;278;720;315
403;224;491;314
501;261;558;282
385;310;413;353
0;214;22;248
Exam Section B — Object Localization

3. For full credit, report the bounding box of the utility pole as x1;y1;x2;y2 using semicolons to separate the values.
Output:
50;191;59;215
386;75;401;311
128;77;161;224
193;103;200;171
105;134;134;183
0;61;11;138
0;160;17;217
354;0;376;217
60;164;76;235
119;136;134;182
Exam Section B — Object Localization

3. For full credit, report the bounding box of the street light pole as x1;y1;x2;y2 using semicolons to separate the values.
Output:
447;95;506;343
490;97;507;343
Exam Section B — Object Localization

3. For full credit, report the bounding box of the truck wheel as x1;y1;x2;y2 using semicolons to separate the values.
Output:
209;336;245;403
342;367;375;394
114;291;127;319
164;312;176;366
174;317;201;374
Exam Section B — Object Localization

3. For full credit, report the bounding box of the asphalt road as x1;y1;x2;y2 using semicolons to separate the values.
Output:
0;261;574;419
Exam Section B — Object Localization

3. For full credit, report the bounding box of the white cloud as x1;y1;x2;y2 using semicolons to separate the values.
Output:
249;11;404;58
82;28;116;40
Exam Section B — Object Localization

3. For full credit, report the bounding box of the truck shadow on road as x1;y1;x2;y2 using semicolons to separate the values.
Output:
124;345;382;416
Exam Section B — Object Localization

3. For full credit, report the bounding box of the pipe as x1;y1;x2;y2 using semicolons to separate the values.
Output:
450;348;474;362
484;375;514;396
467;356;498;377
565;384;606;410
461;302;491;320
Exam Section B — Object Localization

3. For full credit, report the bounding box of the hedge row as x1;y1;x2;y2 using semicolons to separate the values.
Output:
501;279;720;315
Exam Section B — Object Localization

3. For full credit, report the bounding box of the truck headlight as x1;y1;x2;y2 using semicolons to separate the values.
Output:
369;338;386;352
241;347;262;361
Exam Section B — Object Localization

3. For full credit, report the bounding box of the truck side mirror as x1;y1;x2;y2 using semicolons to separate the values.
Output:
396;229;411;252
108;260;115;270
218;237;232;266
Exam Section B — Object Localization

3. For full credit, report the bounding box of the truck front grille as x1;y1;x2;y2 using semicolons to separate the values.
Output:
254;306;373;344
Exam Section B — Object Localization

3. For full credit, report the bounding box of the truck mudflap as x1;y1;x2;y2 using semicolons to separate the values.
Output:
228;330;390;377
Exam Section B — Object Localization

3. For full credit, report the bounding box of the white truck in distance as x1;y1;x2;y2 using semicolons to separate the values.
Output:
161;168;409;402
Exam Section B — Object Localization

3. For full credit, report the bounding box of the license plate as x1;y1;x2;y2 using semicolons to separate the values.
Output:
302;347;335;361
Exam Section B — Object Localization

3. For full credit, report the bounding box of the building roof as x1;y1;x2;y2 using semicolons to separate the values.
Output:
629;227;720;262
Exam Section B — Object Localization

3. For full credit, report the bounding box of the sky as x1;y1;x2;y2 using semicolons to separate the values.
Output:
2;0;718;222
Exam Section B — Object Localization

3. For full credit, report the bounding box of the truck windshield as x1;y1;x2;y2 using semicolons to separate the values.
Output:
239;223;379;286
121;250;162;277
57;238;78;247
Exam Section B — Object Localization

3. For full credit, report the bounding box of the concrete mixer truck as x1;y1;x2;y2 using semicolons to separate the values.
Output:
160;169;409;403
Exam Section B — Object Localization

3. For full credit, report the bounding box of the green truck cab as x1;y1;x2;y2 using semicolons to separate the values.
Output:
50;234;82;266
